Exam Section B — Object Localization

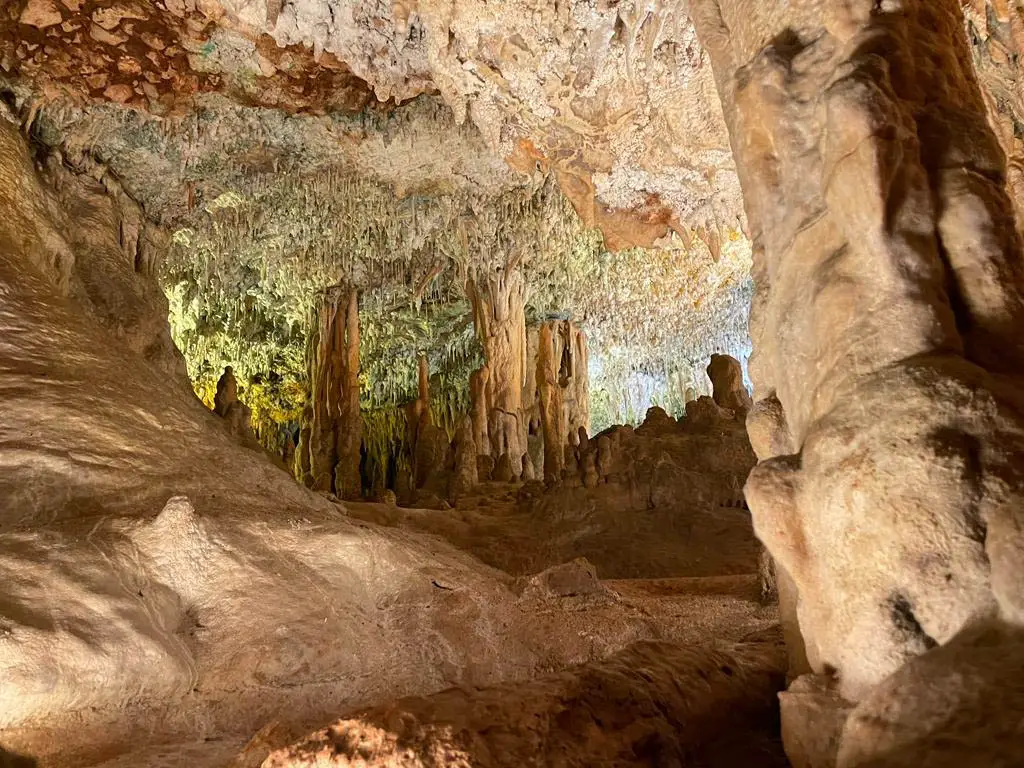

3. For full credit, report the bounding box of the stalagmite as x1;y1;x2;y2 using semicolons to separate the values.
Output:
707;353;751;415
302;286;363;499
467;268;529;479
691;0;1024;760
532;319;591;485
537;322;566;483
213;366;238;417
449;415;478;501
469;366;490;464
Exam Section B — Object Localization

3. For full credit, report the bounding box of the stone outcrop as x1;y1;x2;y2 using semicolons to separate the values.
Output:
213;365;238;417
691;0;1024;760
211;365;259;445
448;415;478;502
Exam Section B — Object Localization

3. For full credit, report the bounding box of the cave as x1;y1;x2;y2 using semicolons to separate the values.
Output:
1;0;1023;766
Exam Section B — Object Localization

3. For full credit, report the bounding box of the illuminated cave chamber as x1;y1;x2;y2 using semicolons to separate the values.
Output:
155;144;753;507
3;0;1024;766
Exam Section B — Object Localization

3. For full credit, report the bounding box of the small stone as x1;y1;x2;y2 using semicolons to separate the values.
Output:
103;83;133;103
117;55;142;75
256;52;277;77
522;558;606;600
139;31;165;50
20;0;63;28
84;72;108;90
92;2;147;29
89;22;128;46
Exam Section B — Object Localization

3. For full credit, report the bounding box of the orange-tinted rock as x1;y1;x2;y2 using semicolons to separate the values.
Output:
103;83;133;103
20;0;62;28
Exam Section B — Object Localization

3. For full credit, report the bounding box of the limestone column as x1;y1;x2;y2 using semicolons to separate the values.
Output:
467;268;529;478
561;321;590;439
303;286;363;499
535;319;591;482
537;322;566;483
691;0;1024;703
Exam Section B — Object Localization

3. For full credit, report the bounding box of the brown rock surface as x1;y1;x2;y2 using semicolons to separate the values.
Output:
693;0;1024;706
707;352;750;414
264;637;787;768
349;402;759;581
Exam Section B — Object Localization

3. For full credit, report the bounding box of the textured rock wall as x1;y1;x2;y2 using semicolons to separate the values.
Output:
0;109;185;382
5;0;745;250
692;0;1024;707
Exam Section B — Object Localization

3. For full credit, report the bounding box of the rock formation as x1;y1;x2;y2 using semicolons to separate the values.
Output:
299;286;363;499
0;117;781;767
707;352;751;415
210;365;259;447
691;0;1024;760
448;415;478;502
467;267;529;480
264;638;786;768
534;320;590;484
5;0;1024;764
213;366;239;417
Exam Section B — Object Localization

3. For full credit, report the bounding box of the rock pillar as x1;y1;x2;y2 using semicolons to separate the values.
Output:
467;268;529;479
537;323;566;483
707;353;751;415
692;0;1024;707
302;286;363;499
534;319;590;483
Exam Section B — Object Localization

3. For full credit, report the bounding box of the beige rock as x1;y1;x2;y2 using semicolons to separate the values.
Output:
707;352;751;415
521;557;605;600
89;22;128;46
19;0;63;28
91;3;148;30
780;674;854;768
692;0;1024;707
835;621;1024;767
